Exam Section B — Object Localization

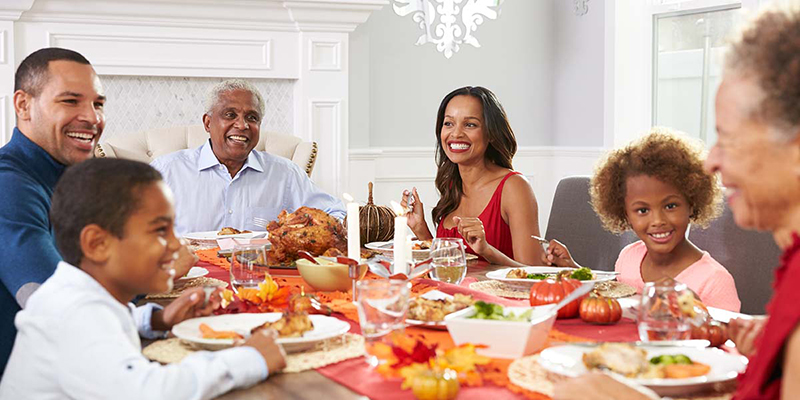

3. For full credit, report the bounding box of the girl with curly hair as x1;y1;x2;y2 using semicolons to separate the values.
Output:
399;86;544;266
545;128;740;311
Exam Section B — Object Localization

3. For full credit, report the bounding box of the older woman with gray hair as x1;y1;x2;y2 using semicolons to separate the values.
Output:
151;79;345;235
555;5;800;400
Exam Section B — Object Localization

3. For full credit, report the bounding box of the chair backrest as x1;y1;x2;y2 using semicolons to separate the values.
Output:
545;176;638;272
95;125;318;176
688;200;781;315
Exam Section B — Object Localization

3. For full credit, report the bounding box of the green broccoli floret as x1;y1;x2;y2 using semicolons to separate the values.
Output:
570;267;594;281
526;273;548;280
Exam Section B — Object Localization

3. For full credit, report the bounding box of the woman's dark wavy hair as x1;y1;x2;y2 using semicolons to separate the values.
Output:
432;86;517;226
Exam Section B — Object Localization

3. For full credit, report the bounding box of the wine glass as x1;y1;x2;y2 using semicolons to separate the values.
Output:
430;238;468;285
229;244;269;293
638;277;692;342
355;280;411;367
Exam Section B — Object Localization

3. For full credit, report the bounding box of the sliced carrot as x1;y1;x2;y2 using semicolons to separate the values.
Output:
199;323;243;340
662;362;711;379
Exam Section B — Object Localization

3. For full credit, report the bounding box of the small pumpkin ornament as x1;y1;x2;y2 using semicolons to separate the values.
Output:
579;291;622;325
691;320;728;347
410;369;460;400
529;271;585;319
359;182;397;246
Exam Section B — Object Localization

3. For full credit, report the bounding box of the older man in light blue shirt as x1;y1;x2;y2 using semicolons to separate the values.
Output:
152;79;345;235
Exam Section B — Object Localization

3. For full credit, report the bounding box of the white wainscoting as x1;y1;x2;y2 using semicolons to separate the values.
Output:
347;146;607;234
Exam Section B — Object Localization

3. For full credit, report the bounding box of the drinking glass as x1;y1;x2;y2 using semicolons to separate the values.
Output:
638;278;692;342
429;238;468;285
355;280;411;367
229;244;269;293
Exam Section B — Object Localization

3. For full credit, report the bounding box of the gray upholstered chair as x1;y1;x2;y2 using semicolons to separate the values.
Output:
95;125;318;176
688;200;780;315
545;176;637;272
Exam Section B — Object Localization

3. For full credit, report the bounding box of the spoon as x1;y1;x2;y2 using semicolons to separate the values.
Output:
297;250;319;264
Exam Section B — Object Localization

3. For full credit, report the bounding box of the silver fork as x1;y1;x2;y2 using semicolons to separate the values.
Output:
252;216;269;229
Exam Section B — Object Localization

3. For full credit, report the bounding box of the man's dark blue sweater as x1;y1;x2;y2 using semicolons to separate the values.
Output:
0;128;64;376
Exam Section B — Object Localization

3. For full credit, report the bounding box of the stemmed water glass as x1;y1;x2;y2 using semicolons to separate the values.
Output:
355;280;411;367
229;243;269;293
429;238;468;285
638;278;692;342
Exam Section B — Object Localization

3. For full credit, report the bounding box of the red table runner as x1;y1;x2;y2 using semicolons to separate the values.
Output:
195;258;639;399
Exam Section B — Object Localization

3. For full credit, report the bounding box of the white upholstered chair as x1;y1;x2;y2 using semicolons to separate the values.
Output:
95;125;318;176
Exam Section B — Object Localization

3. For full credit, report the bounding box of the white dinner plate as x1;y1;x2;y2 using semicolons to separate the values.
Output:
486;266;617;290
537;344;748;397
172;313;351;352
365;241;479;261
178;267;209;280
406;290;460;330
183;231;268;242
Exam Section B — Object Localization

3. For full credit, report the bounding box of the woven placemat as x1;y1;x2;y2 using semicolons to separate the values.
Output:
469;280;528;299
142;333;365;373
508;354;734;400
144;277;228;300
469;280;638;300
593;280;638;298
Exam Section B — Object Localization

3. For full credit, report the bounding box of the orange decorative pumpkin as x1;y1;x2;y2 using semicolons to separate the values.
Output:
579;292;622;325
691;320;728;347
529;271;584;319
410;369;460;400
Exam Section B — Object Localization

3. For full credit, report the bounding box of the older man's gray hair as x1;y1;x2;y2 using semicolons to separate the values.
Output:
205;79;265;117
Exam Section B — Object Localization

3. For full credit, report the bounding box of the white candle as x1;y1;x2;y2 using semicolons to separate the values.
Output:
390;201;409;275
344;193;360;262
394;216;408;275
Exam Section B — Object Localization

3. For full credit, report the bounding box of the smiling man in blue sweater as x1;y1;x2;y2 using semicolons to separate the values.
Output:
0;48;106;375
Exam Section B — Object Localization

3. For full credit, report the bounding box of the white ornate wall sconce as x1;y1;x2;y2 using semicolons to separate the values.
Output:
574;0;589;16
392;0;503;59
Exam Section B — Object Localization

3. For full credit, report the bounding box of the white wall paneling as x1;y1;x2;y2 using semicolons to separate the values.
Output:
309;99;344;196
0;19;17;143
309;39;342;71
0;96;8;145
348;147;606;235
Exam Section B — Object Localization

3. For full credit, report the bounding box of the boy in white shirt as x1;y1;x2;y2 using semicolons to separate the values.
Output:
0;158;286;399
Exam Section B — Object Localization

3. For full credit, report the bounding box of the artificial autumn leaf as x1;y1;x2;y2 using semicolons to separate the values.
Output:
392;341;438;369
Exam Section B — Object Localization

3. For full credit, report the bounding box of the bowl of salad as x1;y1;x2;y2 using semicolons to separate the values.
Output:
444;301;557;359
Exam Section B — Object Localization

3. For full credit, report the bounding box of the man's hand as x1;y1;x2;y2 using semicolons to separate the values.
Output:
151;287;221;331
173;239;199;279
243;328;287;375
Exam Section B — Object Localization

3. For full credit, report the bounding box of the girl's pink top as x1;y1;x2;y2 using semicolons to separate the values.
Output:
615;241;741;311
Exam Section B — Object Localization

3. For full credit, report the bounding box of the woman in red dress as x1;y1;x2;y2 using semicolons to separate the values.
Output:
554;6;800;400
400;86;544;266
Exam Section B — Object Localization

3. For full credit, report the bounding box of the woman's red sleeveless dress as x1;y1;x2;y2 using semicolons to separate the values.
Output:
435;171;520;261
734;232;800;399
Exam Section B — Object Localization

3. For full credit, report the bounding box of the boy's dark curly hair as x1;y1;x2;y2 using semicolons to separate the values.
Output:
589;128;722;234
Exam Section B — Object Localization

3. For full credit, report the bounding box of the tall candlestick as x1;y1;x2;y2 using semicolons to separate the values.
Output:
344;193;360;262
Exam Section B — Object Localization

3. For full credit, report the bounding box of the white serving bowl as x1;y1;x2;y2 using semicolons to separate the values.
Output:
444;304;557;359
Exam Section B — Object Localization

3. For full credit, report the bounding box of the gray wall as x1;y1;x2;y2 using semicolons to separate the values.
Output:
551;0;606;147
349;0;556;148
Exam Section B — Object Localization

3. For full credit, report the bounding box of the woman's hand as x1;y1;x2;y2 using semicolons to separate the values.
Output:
401;187;431;239
729;316;767;357
542;239;579;268
554;373;654;400
153;287;222;330
455;216;490;257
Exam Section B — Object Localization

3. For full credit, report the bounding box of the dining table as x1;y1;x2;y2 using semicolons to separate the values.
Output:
145;252;734;400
